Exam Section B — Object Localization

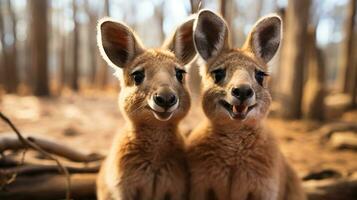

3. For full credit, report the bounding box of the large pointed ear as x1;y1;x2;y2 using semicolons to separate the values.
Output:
193;10;230;61
97;18;144;68
243;15;282;63
163;17;197;65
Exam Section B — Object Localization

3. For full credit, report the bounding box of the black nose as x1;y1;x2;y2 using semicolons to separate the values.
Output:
154;89;178;110
231;84;254;102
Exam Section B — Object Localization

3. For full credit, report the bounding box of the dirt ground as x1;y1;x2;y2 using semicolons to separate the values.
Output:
0;93;356;181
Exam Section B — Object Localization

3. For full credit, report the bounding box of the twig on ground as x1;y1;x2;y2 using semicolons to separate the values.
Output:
0;112;71;200
2;164;100;176
0;134;104;162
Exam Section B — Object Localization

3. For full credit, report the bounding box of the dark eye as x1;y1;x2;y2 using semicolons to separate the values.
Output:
175;68;186;83
131;70;145;85
255;69;268;86
211;68;226;83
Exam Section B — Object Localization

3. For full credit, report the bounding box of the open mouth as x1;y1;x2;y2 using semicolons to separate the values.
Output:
151;109;174;121
147;97;179;122
219;100;257;120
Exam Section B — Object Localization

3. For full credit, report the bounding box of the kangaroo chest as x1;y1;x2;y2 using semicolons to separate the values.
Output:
189;132;277;199
114;136;187;200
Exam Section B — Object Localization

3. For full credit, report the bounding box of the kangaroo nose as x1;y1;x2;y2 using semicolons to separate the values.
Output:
231;84;254;102
154;89;178;110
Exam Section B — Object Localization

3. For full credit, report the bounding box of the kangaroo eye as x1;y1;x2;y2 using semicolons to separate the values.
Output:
131;70;145;85
175;68;186;83
255;69;268;86
211;68;226;83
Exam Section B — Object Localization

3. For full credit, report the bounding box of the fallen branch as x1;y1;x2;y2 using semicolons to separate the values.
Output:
1;164;100;176
304;177;357;200
318;122;357;143
0;134;104;163
0;112;71;200
0;173;97;200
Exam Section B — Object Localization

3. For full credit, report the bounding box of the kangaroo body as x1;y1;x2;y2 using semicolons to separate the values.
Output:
97;125;187;200
187;10;306;200
96;17;196;200
188;121;304;200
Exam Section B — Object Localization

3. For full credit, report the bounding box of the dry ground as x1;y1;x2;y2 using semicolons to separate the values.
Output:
0;93;356;181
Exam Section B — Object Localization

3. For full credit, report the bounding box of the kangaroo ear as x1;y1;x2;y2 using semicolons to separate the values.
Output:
243;15;282;63
164;18;196;65
193;10;230;61
97;18;144;68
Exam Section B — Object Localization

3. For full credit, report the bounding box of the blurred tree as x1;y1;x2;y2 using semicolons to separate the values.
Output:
255;0;263;20
220;0;234;44
6;0;18;93
59;3;67;91
272;8;286;97
0;0;19;93
352;52;357;108
190;0;201;13
0;1;6;90
302;26;325;120
71;0;80;91
187;0;202;98
84;0;98;85
56;2;67;91
154;1;165;43
96;0;110;89
338;0;356;98
278;0;311;119
29;0;50;96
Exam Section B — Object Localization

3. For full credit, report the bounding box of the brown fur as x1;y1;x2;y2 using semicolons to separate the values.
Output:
96;17;196;200
187;10;306;200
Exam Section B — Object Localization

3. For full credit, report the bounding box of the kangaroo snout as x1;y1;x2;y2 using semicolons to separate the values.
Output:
231;84;254;104
148;86;179;121
153;87;178;111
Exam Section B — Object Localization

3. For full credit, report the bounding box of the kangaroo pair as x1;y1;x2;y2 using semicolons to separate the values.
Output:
96;10;305;200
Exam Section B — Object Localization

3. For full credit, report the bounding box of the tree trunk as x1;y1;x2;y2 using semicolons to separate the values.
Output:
71;0;80;91
278;0;311;119
96;0;110;89
84;0;98;86
6;0;19;93
351;39;357;108
338;0;356;94
187;0;202;99
302;26;325;120
255;0;264;20
0;0;19;93
0;1;6;90
190;0;200;13
56;1;66;92
59;28;66;91
29;0;50;96
155;2;165;43
220;0;234;44
271;8;286;98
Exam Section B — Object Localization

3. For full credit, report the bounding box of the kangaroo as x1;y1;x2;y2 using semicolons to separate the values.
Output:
187;10;306;200
96;17;196;200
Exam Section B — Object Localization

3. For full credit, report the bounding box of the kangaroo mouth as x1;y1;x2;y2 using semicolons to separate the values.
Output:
151;110;174;121
219;100;256;120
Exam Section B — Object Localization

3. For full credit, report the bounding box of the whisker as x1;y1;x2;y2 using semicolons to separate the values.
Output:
128;102;147;115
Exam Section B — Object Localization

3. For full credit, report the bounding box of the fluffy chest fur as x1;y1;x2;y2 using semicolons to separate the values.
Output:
116;130;187;173
187;123;281;199
103;128;188;200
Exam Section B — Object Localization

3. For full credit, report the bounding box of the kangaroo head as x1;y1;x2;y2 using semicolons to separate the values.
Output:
97;18;196;125
194;10;281;126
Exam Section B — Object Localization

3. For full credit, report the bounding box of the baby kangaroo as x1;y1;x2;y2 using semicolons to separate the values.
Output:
187;10;306;200
96;17;196;200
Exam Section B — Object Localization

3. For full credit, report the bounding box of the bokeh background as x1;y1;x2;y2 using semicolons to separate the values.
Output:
0;0;356;199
